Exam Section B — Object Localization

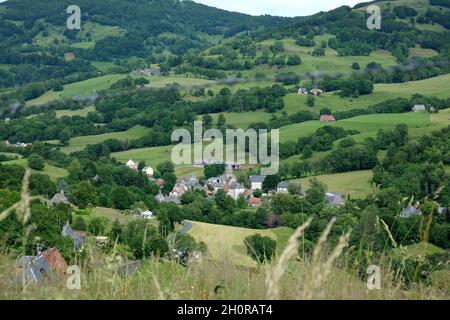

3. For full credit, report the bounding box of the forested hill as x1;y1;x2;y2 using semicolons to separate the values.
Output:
1;0;450;100
0;0;289;57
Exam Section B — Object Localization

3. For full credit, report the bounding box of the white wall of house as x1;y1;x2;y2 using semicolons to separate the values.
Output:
251;182;263;190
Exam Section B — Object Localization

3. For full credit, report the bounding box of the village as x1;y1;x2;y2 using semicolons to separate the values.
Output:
124;157;346;211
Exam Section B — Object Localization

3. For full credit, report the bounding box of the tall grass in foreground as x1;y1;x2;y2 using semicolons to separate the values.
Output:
0;171;449;300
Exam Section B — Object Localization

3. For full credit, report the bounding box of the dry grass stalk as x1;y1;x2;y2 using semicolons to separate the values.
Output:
310;231;351;299
151;272;166;300
380;218;398;248
266;217;313;300
309;217;336;279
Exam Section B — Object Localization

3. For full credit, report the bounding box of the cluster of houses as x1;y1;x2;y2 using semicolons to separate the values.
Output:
122;158;352;209
298;87;324;96
130;67;161;77
3;140;28;148
126;159;154;177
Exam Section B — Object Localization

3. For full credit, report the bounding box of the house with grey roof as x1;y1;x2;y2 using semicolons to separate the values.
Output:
130;67;161;77
62;222;85;250
227;183;246;200
49;191;69;206
400;204;422;218
165;194;181;205
412;104;426;112
15;255;50;284
325;192;345;207
155;192;165;203
277;181;302;194
15;247;68;285
249;175;266;190
298;87;308;95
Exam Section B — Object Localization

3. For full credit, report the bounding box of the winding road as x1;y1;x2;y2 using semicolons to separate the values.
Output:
179;220;192;234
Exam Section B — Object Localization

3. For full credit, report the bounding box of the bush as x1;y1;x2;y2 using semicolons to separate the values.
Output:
27;153;45;170
244;234;277;263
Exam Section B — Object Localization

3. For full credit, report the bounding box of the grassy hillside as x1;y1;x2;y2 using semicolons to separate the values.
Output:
0;158;68;182
55;106;95;118
279;112;431;143
188;221;293;267
112;145;207;177
205;74;450;129
51;125;151;154
26;75;217;106
293;170;374;199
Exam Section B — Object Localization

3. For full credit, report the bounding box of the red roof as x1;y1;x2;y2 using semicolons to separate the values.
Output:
40;247;68;280
248;197;262;205
320;115;336;122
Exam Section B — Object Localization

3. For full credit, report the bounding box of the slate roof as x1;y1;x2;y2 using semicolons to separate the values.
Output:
49;191;69;205
62;223;85;248
250;175;266;183
325;192;345;207
412;104;426;111
15;248;67;284
400;205;422;218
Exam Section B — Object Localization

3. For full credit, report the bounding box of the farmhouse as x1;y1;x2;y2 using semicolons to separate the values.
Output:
130;67;161;77
227;183;246;200
250;175;266;190
320;115;336;122
298;87;308;95
62;222;86;250
155;192;165;203
142;166;154;177
49;190;70;206
15;142;28;148
15;247;68;284
126;159;138;170
140;210;155;219
311;88;323;96
248;197;262;207
400;203;422;218
325;192;345;207
412;104;426;112
277;181;301;194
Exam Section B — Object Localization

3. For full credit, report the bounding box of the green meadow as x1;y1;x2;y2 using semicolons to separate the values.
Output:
0;158;68;182
55;106;96;118
205;74;450;129
293;170;374;199
53;125;151;154
33;21;126;49
26;75;217;106
188;221;293;267
112;144;212;177
279;112;432;143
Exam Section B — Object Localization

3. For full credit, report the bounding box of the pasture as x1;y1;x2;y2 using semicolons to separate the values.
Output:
0;158;68;182
279;112;432;143
55;125;151;154
188;221;293;267
26;74;217;106
293;170;374;199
